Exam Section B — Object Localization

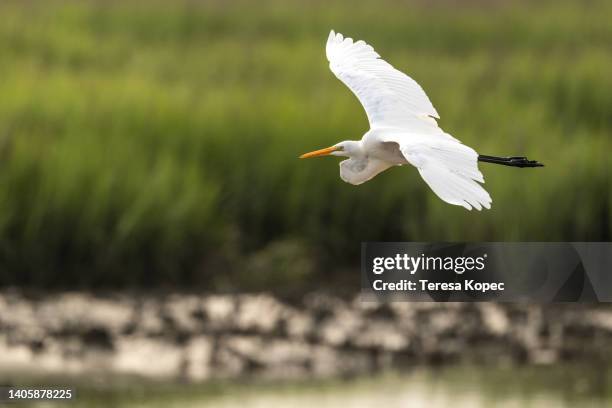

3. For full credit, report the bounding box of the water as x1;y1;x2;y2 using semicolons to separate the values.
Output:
4;364;611;407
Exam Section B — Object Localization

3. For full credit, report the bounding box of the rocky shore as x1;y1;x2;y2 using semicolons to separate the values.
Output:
0;291;611;381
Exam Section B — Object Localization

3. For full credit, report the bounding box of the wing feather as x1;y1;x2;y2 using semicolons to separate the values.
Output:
398;140;492;211
326;30;439;129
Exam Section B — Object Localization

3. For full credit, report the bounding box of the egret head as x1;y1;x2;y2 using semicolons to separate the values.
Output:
299;141;361;159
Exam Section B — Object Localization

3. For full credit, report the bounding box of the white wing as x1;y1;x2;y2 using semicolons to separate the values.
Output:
326;30;439;130
396;135;492;211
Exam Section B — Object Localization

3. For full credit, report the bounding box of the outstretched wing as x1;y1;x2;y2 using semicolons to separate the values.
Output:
326;30;439;130
397;137;492;211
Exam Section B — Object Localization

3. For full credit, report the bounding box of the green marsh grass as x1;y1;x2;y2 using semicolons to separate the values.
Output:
0;0;610;289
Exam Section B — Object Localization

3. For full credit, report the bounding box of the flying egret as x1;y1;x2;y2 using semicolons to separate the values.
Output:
300;31;543;210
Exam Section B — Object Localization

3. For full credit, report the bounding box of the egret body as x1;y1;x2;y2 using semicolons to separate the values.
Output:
300;31;542;211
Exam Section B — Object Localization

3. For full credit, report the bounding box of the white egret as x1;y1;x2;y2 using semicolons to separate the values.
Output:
300;31;543;210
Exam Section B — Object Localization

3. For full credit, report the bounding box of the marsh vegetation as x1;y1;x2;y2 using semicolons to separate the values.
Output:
0;0;609;290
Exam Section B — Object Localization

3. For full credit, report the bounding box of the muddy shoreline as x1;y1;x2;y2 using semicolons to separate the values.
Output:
0;290;610;381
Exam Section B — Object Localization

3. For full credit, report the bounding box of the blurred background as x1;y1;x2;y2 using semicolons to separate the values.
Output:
0;0;611;406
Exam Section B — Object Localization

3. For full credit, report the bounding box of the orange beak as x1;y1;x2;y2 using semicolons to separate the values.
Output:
299;146;339;159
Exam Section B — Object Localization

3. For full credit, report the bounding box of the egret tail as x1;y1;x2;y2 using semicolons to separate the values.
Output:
478;155;544;168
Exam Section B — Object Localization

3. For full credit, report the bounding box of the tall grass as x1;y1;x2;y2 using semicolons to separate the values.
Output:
0;0;610;289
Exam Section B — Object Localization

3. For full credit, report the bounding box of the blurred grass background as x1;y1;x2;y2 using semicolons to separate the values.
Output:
0;0;609;290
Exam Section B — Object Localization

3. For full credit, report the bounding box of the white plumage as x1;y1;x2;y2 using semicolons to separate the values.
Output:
301;31;492;211
326;30;439;128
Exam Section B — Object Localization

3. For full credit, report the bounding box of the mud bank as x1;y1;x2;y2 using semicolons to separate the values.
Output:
0;291;610;381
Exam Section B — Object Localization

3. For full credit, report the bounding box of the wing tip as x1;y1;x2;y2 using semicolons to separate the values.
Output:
327;30;349;45
326;29;343;60
459;197;492;211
